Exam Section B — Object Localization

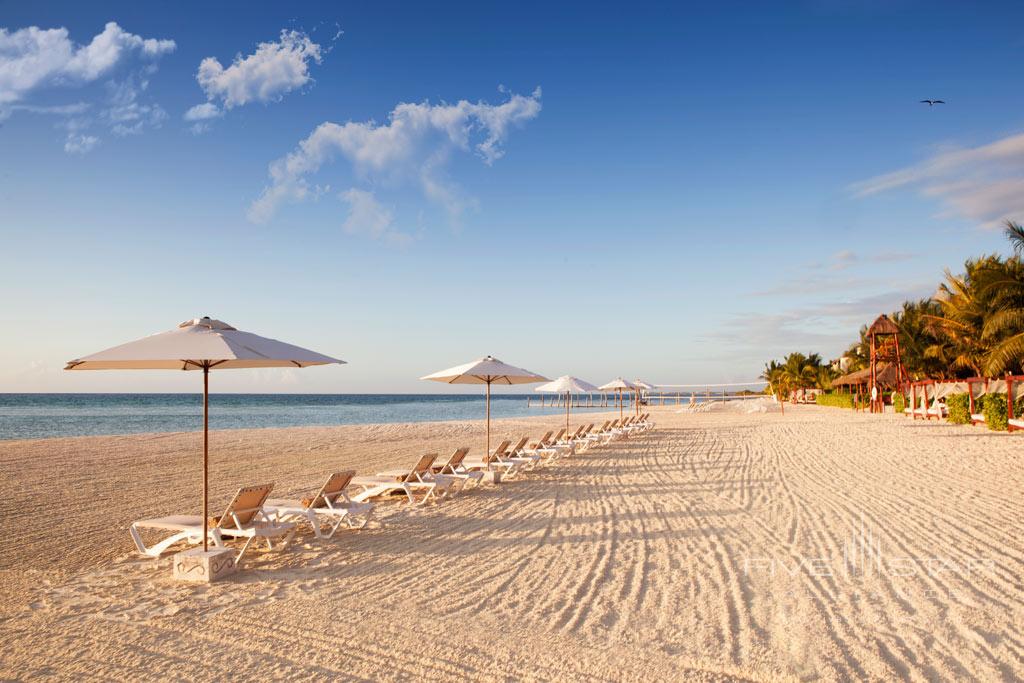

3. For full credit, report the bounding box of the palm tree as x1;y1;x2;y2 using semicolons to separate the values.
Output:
781;352;819;391
925;257;1001;377
1006;220;1024;257
761;360;789;410
979;247;1024;375
892;299;945;379
814;364;836;391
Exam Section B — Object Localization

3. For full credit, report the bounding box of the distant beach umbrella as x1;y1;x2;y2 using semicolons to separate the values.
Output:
535;375;599;432
65;316;344;551
421;356;548;455
633;379;657;415
598;378;638;420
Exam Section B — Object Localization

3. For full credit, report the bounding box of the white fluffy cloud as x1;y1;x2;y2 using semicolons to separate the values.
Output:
183;101;223;134
340;189;412;245
184;102;222;121
0;22;174;153
186;30;322;130
851;131;1024;229
0;22;174;105
248;87;542;229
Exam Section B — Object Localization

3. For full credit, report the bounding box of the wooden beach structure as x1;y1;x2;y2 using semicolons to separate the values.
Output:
867;314;906;414
831;362;902;411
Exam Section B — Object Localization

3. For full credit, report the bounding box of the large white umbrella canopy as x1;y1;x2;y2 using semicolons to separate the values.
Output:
598;378;638;420
535;375;598;432
421;355;548;455
64;317;341;370
65;316;344;551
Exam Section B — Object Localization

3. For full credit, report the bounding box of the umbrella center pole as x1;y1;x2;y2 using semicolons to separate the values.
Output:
486;380;491;457
566;391;570;433
203;364;209;552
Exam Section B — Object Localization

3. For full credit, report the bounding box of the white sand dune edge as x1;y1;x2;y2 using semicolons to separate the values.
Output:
1;405;1022;681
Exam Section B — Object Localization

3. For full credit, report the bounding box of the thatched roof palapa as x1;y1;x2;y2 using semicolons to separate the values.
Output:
868;314;900;336
831;362;901;389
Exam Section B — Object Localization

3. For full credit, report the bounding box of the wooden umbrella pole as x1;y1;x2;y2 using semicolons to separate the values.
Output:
203;364;209;552
565;392;570;433
486;380;491;456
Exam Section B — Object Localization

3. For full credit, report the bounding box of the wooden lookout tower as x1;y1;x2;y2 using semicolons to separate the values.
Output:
868;314;906;413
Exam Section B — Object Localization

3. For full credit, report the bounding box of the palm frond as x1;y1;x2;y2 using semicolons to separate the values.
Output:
1006;220;1024;256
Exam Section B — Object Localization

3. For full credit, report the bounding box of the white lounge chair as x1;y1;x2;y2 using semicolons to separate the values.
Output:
130;483;296;564
583;421;615;446
430;447;484;491
555;425;587;454
350;453;449;506
506;436;544;469
461;440;522;480
265;471;374;539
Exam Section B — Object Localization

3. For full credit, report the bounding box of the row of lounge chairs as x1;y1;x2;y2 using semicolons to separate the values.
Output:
130;414;656;565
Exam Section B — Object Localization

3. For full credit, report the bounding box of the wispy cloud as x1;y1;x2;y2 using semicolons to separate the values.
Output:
0;21;175;153
826;248;914;272
248;87;542;234
709;285;934;360
755;250;916;296
340;189;413;246
64;133;99;154
186;30;325;132
851;131;1024;228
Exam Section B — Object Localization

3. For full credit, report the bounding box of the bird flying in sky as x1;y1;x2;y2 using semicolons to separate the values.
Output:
920;99;945;106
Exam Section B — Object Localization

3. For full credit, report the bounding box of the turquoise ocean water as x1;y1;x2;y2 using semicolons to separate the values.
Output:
0;393;612;441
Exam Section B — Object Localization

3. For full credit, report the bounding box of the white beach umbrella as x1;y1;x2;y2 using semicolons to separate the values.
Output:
535;375;599;433
421;355;548;455
65;316;344;551
634;379;657;415
598;378;638;420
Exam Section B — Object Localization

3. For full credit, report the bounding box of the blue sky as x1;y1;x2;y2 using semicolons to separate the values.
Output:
2;1;1024;393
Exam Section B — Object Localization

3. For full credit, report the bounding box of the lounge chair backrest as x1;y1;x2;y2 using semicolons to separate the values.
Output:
308;471;355;509
407;453;438;481
442;447;470;470
487;439;512;462
216;483;274;529
571;425;585;438
511;436;529;453
598;421;610;432
535;430;553;446
552;429;566;443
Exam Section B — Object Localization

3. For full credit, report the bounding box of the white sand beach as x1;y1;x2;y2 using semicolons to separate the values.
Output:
1;406;1022;681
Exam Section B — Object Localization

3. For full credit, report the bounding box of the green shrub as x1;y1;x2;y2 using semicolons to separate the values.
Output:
816;393;855;409
893;393;906;414
984;394;1008;431
946;393;970;424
